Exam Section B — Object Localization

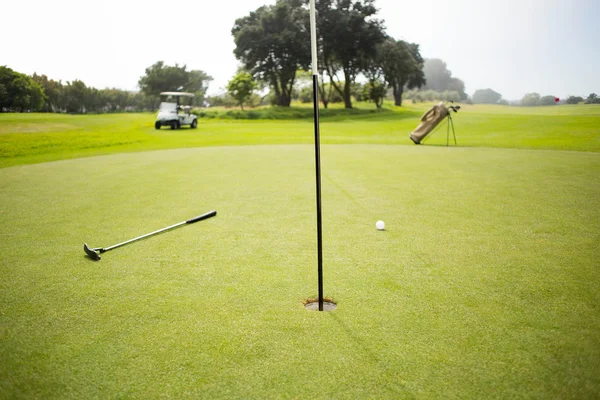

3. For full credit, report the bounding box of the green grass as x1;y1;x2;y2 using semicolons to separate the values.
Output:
1;103;599;168
0;105;599;398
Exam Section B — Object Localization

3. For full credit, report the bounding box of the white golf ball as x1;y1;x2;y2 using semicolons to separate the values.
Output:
376;220;385;230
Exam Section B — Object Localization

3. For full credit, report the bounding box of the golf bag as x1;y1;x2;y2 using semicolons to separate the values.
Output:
409;102;449;144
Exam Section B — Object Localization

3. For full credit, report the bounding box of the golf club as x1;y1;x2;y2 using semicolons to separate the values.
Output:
84;210;217;261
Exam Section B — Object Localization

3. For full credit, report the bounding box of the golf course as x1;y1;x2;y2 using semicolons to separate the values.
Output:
1;103;599;398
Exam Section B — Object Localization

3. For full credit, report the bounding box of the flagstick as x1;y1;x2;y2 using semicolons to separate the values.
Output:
310;0;324;312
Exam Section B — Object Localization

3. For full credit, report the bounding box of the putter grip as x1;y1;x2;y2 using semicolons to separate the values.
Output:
186;210;217;224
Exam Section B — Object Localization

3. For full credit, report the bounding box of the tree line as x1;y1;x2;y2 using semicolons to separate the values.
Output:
1;66;148;113
0;63;212;113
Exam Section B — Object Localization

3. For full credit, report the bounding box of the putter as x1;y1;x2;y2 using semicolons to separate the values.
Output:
84;210;217;261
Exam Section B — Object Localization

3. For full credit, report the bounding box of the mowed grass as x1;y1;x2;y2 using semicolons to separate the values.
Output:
0;105;599;398
1;144;599;398
0;103;599;168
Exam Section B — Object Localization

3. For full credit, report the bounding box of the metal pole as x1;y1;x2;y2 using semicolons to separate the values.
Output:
450;115;457;145
447;115;450;147
310;0;324;311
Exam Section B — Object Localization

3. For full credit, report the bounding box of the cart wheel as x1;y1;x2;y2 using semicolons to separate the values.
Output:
155;121;161;130
191;119;198;129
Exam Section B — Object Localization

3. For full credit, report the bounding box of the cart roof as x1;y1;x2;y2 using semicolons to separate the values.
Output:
160;92;195;97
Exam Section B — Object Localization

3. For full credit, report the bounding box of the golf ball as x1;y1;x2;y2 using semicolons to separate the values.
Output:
376;220;385;230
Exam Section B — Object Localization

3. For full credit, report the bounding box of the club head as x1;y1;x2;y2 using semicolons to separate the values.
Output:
84;243;101;261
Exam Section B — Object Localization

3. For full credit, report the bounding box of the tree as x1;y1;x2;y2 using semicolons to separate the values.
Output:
566;96;584;104
521;92;541;107
447;77;467;100
32;73;64;112
0;83;7;110
376;38;425;106
227;72;257;110
585;93;600;104
316;0;387;108
422;59;467;100
422;59;452;92
0;66;45;112
138;61;212;107
472;88;502;104
361;79;386;108
0;66;15;111
232;0;310;107
139;61;187;94
9;75;33;112
539;95;558;106
63;80;88;113
186;69;213;106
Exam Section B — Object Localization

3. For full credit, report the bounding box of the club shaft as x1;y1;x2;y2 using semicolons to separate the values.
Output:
103;221;187;251
103;210;216;252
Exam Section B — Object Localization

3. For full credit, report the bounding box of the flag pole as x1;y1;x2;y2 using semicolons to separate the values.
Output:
309;0;324;311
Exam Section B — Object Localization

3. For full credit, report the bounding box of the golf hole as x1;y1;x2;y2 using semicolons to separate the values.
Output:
303;298;337;311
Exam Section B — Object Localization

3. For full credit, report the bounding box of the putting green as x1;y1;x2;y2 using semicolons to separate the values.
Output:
1;144;599;398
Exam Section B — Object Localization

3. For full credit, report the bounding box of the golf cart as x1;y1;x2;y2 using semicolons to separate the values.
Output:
155;92;198;130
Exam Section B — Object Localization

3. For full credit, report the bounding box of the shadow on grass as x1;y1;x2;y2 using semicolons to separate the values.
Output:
329;313;417;398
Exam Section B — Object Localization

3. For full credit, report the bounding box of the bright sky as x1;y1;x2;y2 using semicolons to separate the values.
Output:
2;0;598;100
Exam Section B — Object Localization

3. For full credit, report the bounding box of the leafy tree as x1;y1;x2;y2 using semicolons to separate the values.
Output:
521;92;541;107
186;70;213;105
32;73;64;112
0;66;15;111
227;72;257;110
361;79;386;108
0;83;7;110
422;59;467;100
138;61;212;106
63;80;88;113
539;95;558;106
472;88;502;104
422;59;452;92
585;93;600;104
139;61;187;94
447;77;467;100
566;96;583;104
376;38;425;106
318;71;336;108
297;86;313;103
316;0;386;108
0;66;45;112
232;0;310;107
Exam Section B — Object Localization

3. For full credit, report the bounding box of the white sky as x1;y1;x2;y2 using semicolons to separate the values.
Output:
1;0;598;100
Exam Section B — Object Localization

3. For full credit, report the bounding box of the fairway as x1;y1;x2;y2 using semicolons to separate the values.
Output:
1;104;599;168
1;143;599;398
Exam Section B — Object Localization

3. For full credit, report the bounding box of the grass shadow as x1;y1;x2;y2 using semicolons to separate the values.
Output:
329;313;417;398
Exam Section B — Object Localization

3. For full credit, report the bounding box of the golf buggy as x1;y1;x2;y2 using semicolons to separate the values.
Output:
155;92;198;130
